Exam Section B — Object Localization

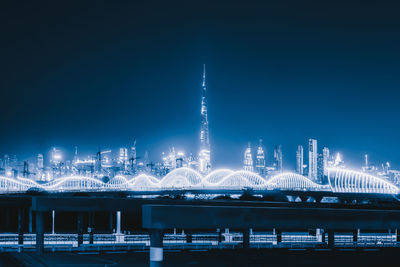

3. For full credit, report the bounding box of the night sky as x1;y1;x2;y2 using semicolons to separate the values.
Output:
1;1;400;169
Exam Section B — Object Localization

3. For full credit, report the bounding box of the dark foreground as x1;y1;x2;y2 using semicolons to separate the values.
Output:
1;248;399;267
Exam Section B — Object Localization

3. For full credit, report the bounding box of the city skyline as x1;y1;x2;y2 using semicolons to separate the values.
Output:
0;62;398;171
2;1;400;170
0;65;397;180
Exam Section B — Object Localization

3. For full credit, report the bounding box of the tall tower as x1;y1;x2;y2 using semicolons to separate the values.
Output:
296;145;303;175
255;139;266;176
308;138;318;182
322;147;330;176
198;64;211;173
243;142;254;172
274;145;283;172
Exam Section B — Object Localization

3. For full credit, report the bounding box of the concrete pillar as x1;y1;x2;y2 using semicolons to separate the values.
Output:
242;228;250;249
217;228;222;243
116;211;121;234
396;229;400;242
150;230;164;267
18;208;23;245
327;230;334;248
36;212;44;253
51;210;55;235
353;229;358;243
28;208;32;233
77;213;84;246
89;212;94;244
322;230;326;243
276;229;282;243
109;212;114;233
186;230;192;243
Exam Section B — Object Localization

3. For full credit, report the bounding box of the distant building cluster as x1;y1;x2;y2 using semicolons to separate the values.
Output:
242;137;398;185
0;65;399;188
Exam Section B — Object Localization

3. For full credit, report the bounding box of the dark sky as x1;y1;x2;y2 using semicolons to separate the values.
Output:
1;1;400;169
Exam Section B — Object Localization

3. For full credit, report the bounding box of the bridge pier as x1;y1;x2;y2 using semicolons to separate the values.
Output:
89;212;94;244
149;229;164;267
353;229;358;243
276;229;282;243
327;230;334;248
28;207;32;233
217;228;222;243
116;211;121;234
36;211;44;254
185;230;192;243
18;208;24;245
109;211;114;233
77;213;84;247
242;228;250;249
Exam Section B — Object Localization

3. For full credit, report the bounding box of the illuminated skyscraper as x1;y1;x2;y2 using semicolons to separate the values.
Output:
198;64;211;173
296;145;303;175
37;154;44;170
274;145;283;172
308;139;318;182
255;139;266;176
129;139;137;172
322;147;330;176
243;142;254;172
119;147;128;170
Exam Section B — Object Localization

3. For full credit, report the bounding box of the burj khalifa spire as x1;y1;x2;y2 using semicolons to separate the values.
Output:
199;64;211;173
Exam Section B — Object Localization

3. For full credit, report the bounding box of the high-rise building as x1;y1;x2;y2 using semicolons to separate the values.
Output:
243;142;254;172
322;147;330;176
129;139;137;172
73;146;78;163
296;145;303;175
37;154;44;170
3;155;10;169
255;139;266;176
308;139;318;182
198;64;211;173
119;147;128;170
274;145;283;172
317;153;324;183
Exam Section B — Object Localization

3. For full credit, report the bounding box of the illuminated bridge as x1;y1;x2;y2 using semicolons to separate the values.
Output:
0;167;398;195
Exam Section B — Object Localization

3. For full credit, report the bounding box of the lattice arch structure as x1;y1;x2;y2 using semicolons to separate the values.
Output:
266;173;323;191
328;168;399;194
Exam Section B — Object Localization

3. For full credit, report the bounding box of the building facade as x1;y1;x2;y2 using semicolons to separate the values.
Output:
198;64;211;173
308;139;318;182
296;145;303;175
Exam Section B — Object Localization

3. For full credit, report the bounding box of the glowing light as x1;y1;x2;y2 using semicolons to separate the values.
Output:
0;168;397;194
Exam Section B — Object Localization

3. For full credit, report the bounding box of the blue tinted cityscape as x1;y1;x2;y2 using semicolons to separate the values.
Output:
0;66;398;196
2;1;400;266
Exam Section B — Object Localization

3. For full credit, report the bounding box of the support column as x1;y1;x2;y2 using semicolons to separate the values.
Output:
150;230;164;267
396;229;400;242
327;230;334;248
28;208;32;233
116;211;121;234
353;229;358;243
186;230;192;243
89;212;94;244
109;212;114;233
217;228;222;243
276;229;282;243
242;228;250;249
51;210;55;235
77;213;84;247
18;208;24;245
36;212;44;254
